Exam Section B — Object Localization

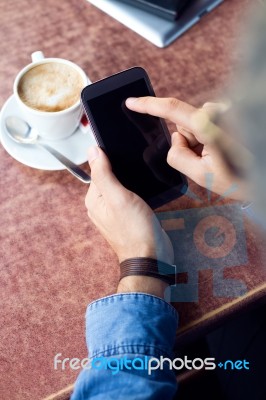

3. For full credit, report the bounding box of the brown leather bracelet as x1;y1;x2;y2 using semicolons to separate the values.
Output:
120;257;176;286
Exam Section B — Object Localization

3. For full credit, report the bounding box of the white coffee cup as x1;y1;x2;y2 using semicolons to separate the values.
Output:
13;51;88;141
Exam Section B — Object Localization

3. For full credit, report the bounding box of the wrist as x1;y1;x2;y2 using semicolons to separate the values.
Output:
117;257;176;301
118;247;174;266
117;229;174;266
117;276;169;300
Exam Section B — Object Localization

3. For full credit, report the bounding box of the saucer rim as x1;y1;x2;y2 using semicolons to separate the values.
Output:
0;95;91;171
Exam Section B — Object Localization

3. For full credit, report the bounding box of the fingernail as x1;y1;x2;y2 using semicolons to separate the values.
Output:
88;146;99;164
126;97;138;106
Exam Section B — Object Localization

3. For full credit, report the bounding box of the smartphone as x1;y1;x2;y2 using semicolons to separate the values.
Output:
81;67;187;208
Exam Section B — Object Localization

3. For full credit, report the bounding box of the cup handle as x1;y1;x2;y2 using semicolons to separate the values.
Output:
31;51;44;62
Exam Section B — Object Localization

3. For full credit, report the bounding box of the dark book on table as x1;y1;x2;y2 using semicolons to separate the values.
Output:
119;0;190;20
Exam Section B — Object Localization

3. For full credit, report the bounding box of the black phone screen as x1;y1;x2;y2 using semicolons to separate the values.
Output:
84;78;186;207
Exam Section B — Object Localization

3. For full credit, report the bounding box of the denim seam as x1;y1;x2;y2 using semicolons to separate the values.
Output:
87;293;177;317
90;344;172;359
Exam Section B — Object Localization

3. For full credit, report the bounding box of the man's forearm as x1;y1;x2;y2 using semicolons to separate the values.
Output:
117;275;169;299
71;293;178;400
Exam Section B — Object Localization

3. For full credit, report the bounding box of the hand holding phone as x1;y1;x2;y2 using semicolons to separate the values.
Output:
81;67;187;208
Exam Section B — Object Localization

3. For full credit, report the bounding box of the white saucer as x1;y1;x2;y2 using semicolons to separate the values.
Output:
0;95;97;170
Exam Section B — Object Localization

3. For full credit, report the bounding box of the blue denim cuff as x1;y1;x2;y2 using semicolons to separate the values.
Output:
86;293;178;359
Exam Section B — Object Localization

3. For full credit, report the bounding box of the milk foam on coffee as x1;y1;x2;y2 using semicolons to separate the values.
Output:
18;62;84;112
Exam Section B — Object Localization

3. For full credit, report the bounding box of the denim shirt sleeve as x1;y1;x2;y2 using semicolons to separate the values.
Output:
71;293;179;400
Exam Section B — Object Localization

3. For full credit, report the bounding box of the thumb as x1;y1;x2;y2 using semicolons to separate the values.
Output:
88;146;123;197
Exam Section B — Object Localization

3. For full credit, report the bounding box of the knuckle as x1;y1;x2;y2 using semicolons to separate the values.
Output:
178;126;189;136
166;97;181;111
166;98;191;119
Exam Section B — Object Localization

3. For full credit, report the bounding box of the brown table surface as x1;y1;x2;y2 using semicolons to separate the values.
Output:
1;0;266;399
